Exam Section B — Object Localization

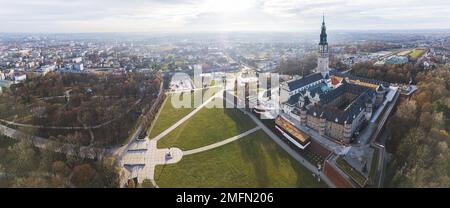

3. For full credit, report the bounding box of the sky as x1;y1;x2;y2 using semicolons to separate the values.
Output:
0;0;449;33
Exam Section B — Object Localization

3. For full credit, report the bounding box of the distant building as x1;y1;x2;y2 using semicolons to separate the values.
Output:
383;55;409;65
193;64;202;72
65;63;74;70
40;65;56;75
74;63;84;71
112;68;126;76
14;73;27;83
72;57;83;63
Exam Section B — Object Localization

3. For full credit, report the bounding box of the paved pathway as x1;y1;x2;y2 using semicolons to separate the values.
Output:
121;88;224;187
183;126;260;156
122;139;183;185
123;88;335;188
222;92;336;188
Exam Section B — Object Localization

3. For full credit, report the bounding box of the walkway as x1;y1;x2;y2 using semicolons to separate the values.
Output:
221;93;336;188
183;126;260;156
122;139;183;185
0;98;143;130
121;88;225;187
151;89;224;141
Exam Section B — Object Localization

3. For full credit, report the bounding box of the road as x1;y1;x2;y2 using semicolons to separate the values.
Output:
370;91;399;143
370;90;399;187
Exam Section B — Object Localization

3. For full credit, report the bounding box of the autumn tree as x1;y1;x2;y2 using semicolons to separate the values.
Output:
70;164;97;188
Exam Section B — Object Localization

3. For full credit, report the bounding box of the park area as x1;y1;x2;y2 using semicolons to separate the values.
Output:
147;86;221;139
396;48;427;60
154;130;326;188
409;48;427;60
146;86;324;188
0;72;161;146
156;98;256;150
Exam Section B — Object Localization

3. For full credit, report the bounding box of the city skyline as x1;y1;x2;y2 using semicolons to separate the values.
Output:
1;0;450;33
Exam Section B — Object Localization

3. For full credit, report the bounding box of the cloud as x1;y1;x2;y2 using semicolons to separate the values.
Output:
0;0;449;32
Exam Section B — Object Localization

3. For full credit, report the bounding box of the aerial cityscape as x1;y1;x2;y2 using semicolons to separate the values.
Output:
0;0;449;190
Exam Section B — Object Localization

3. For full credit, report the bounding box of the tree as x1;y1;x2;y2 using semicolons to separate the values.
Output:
13;177;48;188
386;65;450;188
275;54;317;76
93;160;119;188
70;164;97;188
52;161;71;177
8;138;38;175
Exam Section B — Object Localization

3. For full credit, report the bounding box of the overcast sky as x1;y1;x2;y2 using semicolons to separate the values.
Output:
1;0;449;33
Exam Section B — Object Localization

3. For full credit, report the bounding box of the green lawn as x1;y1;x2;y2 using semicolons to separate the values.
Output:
148;87;221;139
155;130;326;188
148;92;195;138
369;148;380;185
157;98;256;150
140;179;155;188
336;156;367;187
409;49;426;60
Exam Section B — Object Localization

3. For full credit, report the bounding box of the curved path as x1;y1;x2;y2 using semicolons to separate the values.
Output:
0;123;110;160
222;91;336;188
183;126;260;156
121;88;225;187
0;98;142;130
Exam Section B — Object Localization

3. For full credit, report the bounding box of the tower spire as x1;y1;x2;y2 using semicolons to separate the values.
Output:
319;12;327;45
316;14;330;78
322;12;325;24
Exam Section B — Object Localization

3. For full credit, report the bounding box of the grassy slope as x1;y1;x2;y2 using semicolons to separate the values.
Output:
148;87;221;139
148;92;195;138
157;98;256;150
155;130;326;188
409;49;426;59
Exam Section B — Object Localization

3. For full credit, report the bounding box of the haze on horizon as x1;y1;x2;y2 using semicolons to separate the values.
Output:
1;0;449;33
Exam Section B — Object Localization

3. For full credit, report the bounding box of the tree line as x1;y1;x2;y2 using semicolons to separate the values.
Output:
1;72;161;146
351;61;423;84
385;66;450;187
0;135;119;188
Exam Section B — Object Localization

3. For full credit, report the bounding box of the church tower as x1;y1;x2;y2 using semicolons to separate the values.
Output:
316;14;330;78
